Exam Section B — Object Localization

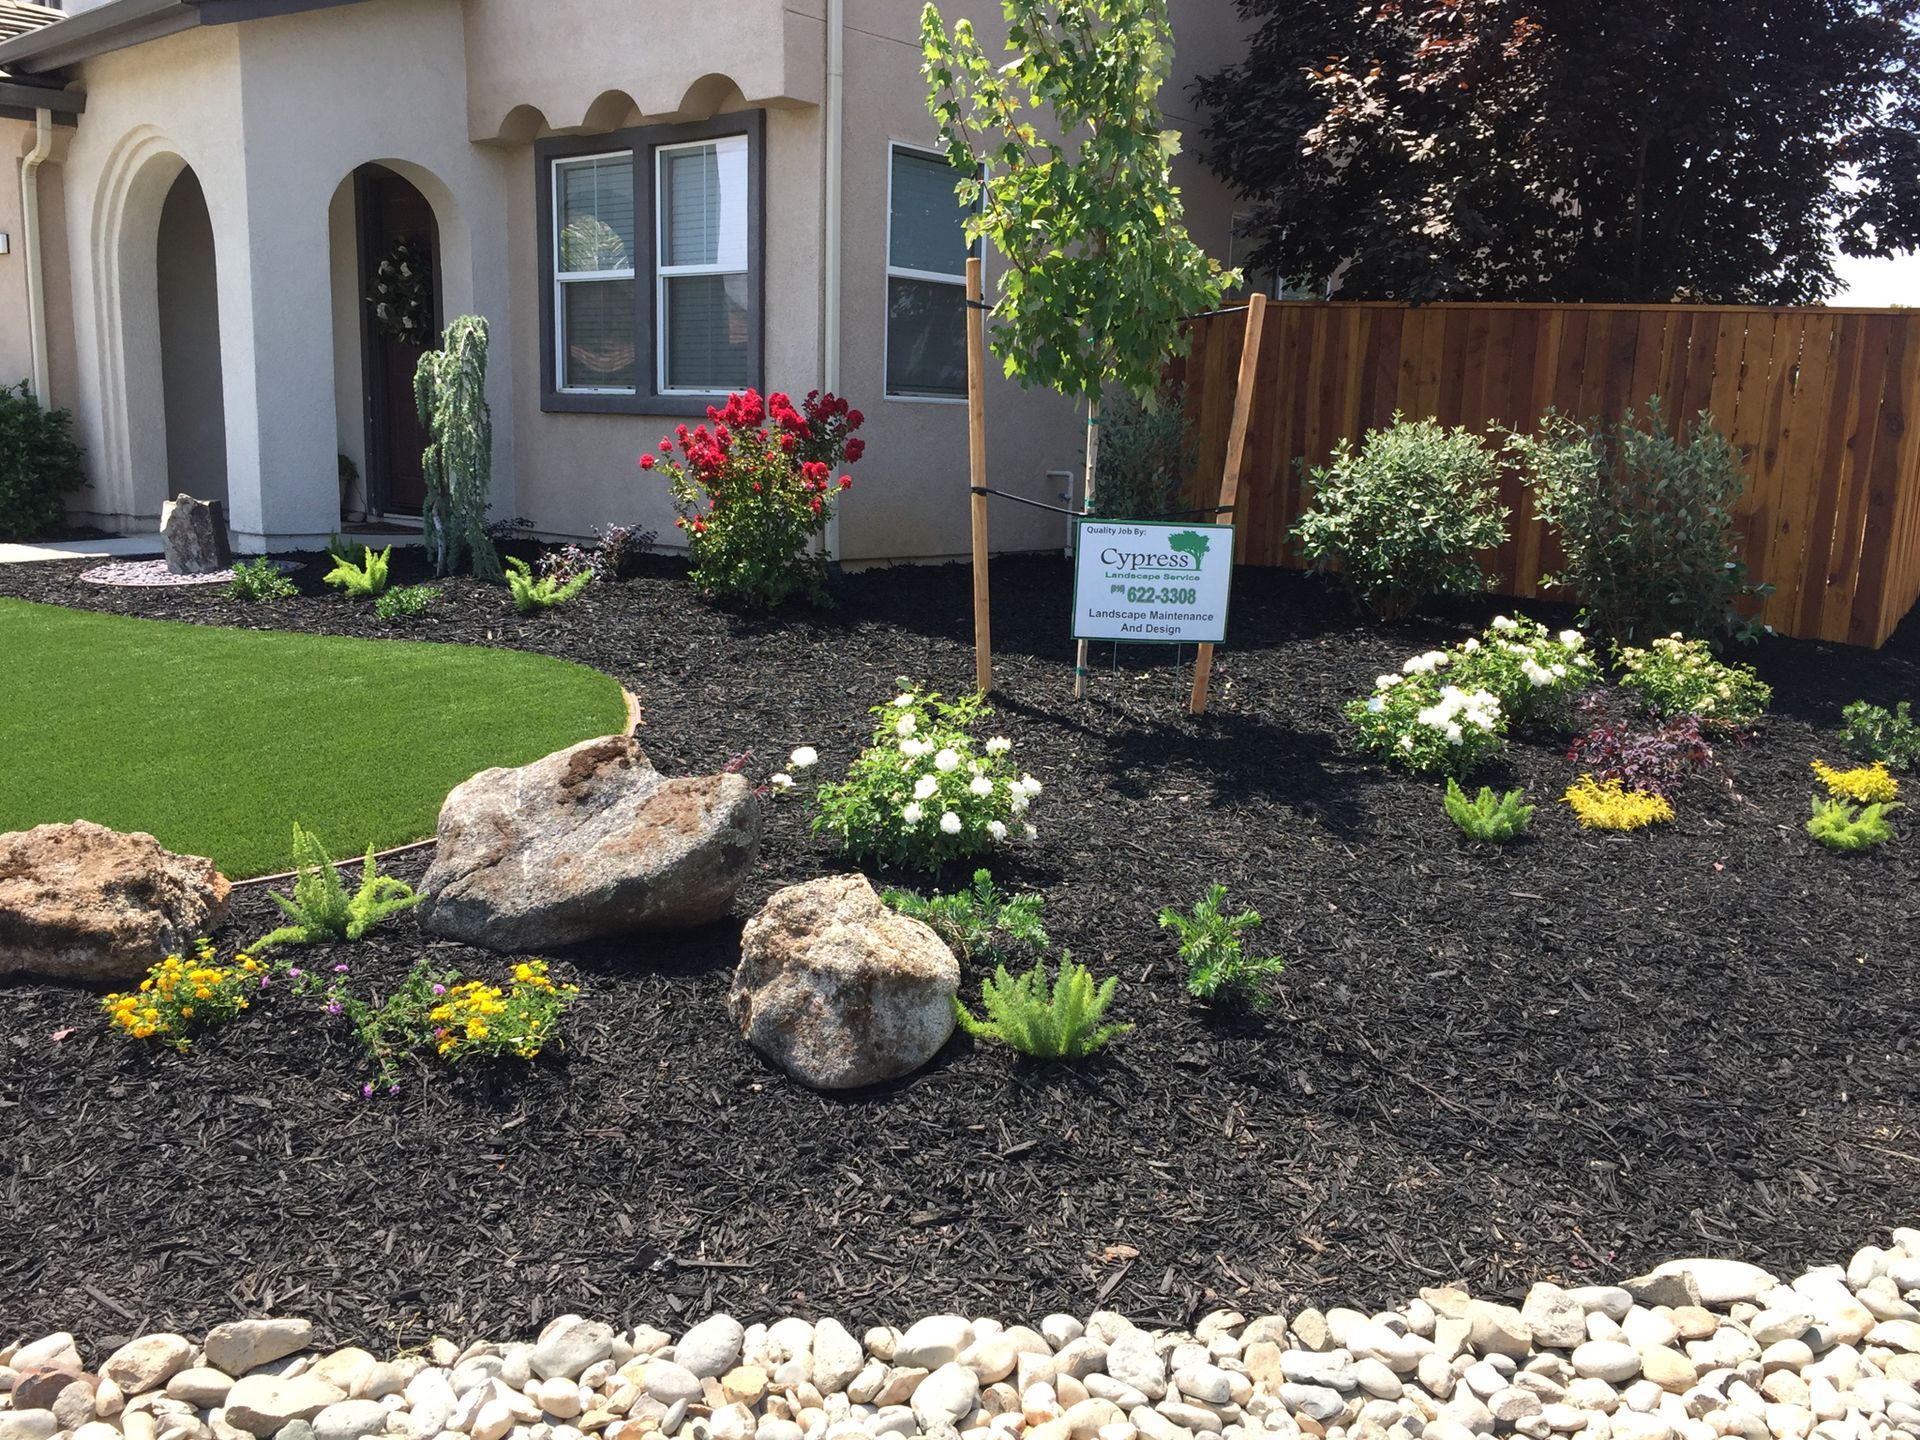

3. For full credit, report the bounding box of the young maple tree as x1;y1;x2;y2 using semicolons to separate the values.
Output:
1193;0;1920;304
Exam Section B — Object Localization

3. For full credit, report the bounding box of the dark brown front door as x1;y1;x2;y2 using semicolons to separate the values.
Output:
357;168;441;516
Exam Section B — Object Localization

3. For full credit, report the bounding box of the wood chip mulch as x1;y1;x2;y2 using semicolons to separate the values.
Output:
1;549;1915;1349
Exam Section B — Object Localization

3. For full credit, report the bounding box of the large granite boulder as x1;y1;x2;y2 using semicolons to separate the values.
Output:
416;735;762;951
730;874;959;1090
159;494;231;575
0;820;232;984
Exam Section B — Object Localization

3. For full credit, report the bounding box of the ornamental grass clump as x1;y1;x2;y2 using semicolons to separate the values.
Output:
1563;775;1674;831
1293;415;1510;621
1443;779;1534;843
882;869;1049;964
102;939;268;1052
504;555;592;615
253;823;421;949
643;388;864;608
1840;700;1920;770
1810;759;1900;806
810;682;1039;870
1807;797;1901;853
1158;885;1285;1009
955;954;1131;1060
1615;635;1771;728
323;543;392;599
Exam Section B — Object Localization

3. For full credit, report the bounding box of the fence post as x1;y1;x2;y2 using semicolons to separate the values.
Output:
966;256;992;694
1189;291;1268;715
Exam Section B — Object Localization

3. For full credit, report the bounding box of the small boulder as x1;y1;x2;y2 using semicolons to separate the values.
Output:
204;1318;315;1377
223;1374;344;1436
0;821;231;984
416;736;762;951
102;1335;194;1395
160;494;232;575
730;874;959;1089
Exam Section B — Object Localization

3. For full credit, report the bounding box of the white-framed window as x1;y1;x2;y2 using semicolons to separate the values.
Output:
885;144;977;401
656;134;752;395
552;151;638;394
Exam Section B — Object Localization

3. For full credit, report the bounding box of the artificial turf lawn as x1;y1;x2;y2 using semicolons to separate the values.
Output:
0;598;629;878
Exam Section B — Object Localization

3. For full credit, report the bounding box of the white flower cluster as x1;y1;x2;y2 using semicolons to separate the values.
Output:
1401;650;1452;675
767;746;820;794
1414;685;1502;745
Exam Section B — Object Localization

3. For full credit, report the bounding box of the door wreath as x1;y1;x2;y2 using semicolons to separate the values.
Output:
368;236;435;345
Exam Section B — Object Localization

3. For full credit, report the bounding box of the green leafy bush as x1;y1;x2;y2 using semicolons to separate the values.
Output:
1807;796;1901;853
810;682;1039;871
225;557;297;602
324;543;392;598
1449;615;1597;728
955;954;1131;1059
504;554;592;614
1158;884;1285;1007
1840;700;1920;770
1444;779;1535;843
1348;658;1507;776
1615;635;1771;728
253;823;421;948
882;869;1049;963
0;382;86;541
1293;415;1509;621
373;584;438;622
1090;386;1194;521
1506;401;1763;641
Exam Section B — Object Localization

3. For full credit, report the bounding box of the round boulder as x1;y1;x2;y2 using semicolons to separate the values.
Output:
730;874;958;1089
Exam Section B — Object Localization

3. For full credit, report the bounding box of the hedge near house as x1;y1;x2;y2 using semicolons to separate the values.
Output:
0;382;86;542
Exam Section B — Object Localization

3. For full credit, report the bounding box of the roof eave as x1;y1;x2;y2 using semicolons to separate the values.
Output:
0;0;368;76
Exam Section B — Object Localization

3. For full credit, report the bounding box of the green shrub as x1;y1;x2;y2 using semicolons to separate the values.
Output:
0;382;86;541
955;954;1131;1059
1158;884;1285;1007
1840;700;1920;770
324;543;392;598
373;584;437;622
1444;778;1535;843
504;554;592;614
1348;658;1507;776
881;869;1049;964
1506;400;1763;641
327;532;367;566
226;557;297;603
414;315;503;580
1449;615;1597;729
1807;796;1901;853
254;823;421;948
810;682;1039;871
1089;386;1194;521
1293;414;1509;621
1615;635;1771;728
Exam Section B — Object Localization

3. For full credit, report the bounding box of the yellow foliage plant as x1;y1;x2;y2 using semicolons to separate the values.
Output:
1810;759;1900;806
1564;775;1675;831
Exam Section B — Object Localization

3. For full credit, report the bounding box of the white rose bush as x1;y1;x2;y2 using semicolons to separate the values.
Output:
807;681;1041;870
1347;616;1597;776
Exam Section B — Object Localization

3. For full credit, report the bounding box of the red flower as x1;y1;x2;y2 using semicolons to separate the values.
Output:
638;454;655;470
810;497;823;513
838;475;852;489
844;438;865;463
846;409;864;430
659;438;672;452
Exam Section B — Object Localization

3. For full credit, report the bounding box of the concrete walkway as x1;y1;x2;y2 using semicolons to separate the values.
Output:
0;536;164;564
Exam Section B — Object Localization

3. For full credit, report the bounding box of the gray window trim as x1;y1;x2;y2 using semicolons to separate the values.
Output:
537;110;766;417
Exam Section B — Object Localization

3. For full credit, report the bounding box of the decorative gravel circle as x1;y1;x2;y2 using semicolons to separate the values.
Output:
76;558;300;588
4;1241;1918;1440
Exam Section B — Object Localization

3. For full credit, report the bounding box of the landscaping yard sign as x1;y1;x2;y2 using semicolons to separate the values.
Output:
1071;520;1234;645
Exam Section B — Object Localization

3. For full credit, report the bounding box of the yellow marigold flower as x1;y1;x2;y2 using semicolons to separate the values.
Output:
181;1005;195;1017
1811;759;1900;806
1564;775;1674;831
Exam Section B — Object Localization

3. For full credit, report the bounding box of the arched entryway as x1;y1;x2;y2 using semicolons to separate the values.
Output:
349;164;443;517
156;167;228;509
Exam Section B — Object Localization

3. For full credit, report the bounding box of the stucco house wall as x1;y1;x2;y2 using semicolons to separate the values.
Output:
1;113;78;412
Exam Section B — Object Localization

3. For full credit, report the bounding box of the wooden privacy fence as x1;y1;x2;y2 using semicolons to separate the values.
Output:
1173;301;1920;647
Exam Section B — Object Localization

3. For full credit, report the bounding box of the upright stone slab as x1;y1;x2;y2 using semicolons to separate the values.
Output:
416;735;762;951
159;494;231;575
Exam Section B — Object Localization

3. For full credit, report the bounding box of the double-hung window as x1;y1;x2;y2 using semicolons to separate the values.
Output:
885;144;977;400
539;114;764;414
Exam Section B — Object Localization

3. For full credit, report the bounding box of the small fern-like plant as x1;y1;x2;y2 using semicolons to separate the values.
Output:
323;543;392;598
505;555;592;614
954;954;1131;1059
1158;884;1285;1007
1444;779;1535;843
1807;796;1901;853
254;823;422;948
881;869;1049;964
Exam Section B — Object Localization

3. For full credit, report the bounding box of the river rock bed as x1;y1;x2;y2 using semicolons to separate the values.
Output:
6;1242;1920;1440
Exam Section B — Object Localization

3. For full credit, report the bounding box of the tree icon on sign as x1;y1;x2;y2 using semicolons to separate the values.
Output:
1168;532;1210;569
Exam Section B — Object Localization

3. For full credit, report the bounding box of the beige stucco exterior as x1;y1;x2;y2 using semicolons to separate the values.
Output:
9;0;1246;558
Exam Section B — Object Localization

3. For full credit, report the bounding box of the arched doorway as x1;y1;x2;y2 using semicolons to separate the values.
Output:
155;167;228;510
353;164;442;516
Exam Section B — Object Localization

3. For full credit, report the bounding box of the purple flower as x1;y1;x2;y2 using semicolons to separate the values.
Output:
431;983;446;995
333;963;350;974
361;1083;374;1098
288;966;302;978
388;1084;400;1095
326;1001;343;1015
259;976;270;989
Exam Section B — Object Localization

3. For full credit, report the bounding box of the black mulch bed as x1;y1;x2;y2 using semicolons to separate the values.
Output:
2;549;1917;1350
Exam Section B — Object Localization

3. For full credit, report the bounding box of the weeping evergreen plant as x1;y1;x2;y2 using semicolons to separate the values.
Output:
413;315;502;580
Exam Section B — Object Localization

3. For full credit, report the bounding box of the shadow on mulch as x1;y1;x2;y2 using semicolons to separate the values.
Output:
1;549;1917;1352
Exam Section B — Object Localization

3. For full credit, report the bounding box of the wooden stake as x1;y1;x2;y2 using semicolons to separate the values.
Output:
1072;393;1101;700
1189;291;1268;716
966;256;992;694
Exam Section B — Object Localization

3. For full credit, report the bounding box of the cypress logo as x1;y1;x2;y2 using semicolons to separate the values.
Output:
1168;532;1211;570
